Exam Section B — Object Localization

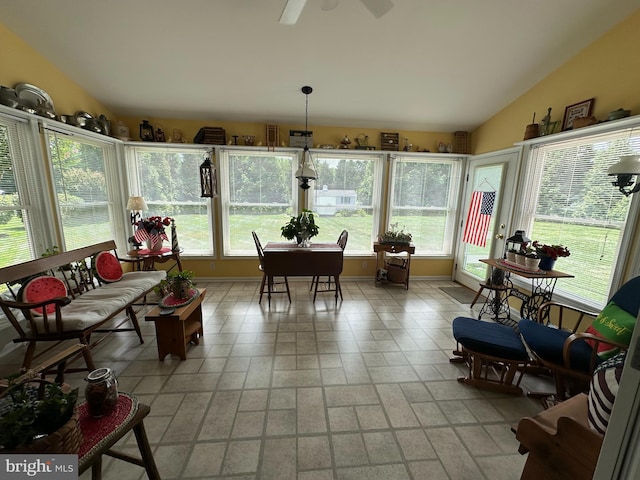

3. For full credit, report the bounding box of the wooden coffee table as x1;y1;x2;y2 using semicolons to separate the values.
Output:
145;288;205;360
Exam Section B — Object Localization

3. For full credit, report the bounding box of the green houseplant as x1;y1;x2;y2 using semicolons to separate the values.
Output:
0;376;79;451
281;209;319;244
379;223;412;245
154;270;196;299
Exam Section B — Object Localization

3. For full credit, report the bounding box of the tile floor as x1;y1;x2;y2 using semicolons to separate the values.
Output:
0;279;551;480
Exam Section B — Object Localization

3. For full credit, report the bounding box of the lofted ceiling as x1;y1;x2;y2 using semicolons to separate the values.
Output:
0;0;638;132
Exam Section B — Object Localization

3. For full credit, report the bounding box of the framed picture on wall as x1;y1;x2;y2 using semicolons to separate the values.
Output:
562;98;595;130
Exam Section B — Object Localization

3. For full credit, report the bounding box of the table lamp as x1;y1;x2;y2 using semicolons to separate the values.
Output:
126;196;148;226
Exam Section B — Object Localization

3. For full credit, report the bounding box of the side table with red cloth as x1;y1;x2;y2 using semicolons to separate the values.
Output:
78;392;160;480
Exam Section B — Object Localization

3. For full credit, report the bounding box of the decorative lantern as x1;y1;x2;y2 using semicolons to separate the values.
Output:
199;157;217;198
139;120;154;142
505;230;531;256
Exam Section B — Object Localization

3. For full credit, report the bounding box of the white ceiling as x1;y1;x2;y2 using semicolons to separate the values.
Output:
1;0;638;132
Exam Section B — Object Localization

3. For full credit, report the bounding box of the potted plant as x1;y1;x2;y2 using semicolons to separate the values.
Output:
523;246;540;269
533;241;570;270
134;216;173;251
0;376;80;452
166;270;196;299
281;209;319;246
379;223;412;245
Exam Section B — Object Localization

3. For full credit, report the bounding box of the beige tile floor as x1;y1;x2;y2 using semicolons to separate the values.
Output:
0;279;551;480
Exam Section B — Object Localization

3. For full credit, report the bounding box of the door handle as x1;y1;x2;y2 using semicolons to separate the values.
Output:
495;234;504;239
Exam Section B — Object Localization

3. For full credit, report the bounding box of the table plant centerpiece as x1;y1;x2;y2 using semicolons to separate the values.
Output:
134;216;173;251
532;241;570;270
379;223;412;245
281;209;319;247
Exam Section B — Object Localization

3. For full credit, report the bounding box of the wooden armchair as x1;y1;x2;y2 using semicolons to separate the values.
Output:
515;393;603;479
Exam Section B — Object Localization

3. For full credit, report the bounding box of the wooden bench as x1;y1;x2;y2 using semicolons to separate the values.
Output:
0;241;165;372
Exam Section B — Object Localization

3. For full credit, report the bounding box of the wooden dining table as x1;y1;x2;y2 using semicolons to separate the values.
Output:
262;242;344;304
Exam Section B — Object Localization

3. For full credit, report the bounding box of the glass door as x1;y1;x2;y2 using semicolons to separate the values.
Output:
454;149;520;291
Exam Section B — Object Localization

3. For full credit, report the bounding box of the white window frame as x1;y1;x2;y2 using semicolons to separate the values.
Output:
125;143;214;256
218;146;300;257
513;119;640;309
387;153;463;256
307;149;385;255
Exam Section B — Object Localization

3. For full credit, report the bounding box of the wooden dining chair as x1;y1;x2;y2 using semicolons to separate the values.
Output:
310;230;348;301
252;231;290;304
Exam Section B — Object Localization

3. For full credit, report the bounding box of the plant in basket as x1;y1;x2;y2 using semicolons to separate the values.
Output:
166;270;196;300
379;223;412;245
0;375;79;452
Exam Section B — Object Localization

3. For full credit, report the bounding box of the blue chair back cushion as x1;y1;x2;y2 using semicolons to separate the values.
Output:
519;318;596;372
453;317;528;361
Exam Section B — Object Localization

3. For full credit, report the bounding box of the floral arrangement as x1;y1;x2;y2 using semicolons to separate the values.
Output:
134;216;172;243
532;241;570;259
281;209;319;241
379;223;412;245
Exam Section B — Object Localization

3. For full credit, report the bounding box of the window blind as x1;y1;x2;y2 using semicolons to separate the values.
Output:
519;127;638;307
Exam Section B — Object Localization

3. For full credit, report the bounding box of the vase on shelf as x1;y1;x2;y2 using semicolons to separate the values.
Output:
538;255;556;271
146;237;163;252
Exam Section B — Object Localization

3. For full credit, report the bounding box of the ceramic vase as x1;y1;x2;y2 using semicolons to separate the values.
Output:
525;256;540;270
146;238;163;252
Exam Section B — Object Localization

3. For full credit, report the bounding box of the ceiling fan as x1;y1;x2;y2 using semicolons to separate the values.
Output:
279;0;394;25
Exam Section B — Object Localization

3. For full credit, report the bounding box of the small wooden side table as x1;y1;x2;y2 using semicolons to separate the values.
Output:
373;242;415;290
78;392;160;480
145;288;205;360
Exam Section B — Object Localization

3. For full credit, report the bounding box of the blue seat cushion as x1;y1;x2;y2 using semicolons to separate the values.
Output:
519;318;597;372
452;317;528;361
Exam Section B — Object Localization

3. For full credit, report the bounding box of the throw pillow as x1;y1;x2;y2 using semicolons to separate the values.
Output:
585;301;636;360
94;251;124;283
21;275;68;316
588;350;626;434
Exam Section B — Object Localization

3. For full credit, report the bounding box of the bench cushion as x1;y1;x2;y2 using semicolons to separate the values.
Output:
453;316;528;361
31;271;165;332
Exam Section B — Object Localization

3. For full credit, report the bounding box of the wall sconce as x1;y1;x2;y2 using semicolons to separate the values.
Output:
295;85;317;190
608;155;640;196
200;156;218;198
126;195;148;225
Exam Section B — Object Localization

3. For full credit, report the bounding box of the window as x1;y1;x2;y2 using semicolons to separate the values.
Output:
388;154;462;255
126;145;213;255
309;151;384;254
219;148;298;256
0;114;48;268
46;128;119;251
517;127;638;308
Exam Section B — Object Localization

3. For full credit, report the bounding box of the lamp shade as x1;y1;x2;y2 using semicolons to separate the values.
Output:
126;196;148;211
608;155;640;175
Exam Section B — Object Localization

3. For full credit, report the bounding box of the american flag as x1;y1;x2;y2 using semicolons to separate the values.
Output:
462;191;496;247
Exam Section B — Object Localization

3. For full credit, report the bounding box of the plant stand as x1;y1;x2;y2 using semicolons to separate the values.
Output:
374;242;415;290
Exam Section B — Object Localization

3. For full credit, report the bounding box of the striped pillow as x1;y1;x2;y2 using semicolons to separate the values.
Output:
587;350;626;434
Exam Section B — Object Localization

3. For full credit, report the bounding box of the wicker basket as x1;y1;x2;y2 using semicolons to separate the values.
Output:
385;258;408;283
0;379;82;454
6;408;83;454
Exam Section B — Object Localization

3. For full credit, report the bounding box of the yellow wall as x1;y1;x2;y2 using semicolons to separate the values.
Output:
0;24;114;119
472;9;640;154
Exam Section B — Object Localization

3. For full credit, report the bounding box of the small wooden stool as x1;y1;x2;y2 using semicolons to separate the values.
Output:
78;392;160;480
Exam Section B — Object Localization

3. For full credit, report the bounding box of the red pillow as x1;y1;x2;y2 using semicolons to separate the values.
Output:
22;275;68;316
94;251;123;283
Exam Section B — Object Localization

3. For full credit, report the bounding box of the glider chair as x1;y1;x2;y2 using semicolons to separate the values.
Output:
519;275;640;399
251;231;290;304
310;230;348;301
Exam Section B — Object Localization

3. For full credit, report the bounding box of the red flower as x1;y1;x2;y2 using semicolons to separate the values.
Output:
532;241;570;259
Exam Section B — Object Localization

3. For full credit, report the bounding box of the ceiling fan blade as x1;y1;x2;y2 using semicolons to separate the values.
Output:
321;0;339;11
279;0;307;25
360;0;393;18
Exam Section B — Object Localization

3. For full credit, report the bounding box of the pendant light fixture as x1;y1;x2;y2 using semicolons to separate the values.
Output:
295;85;317;190
608;155;640;196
